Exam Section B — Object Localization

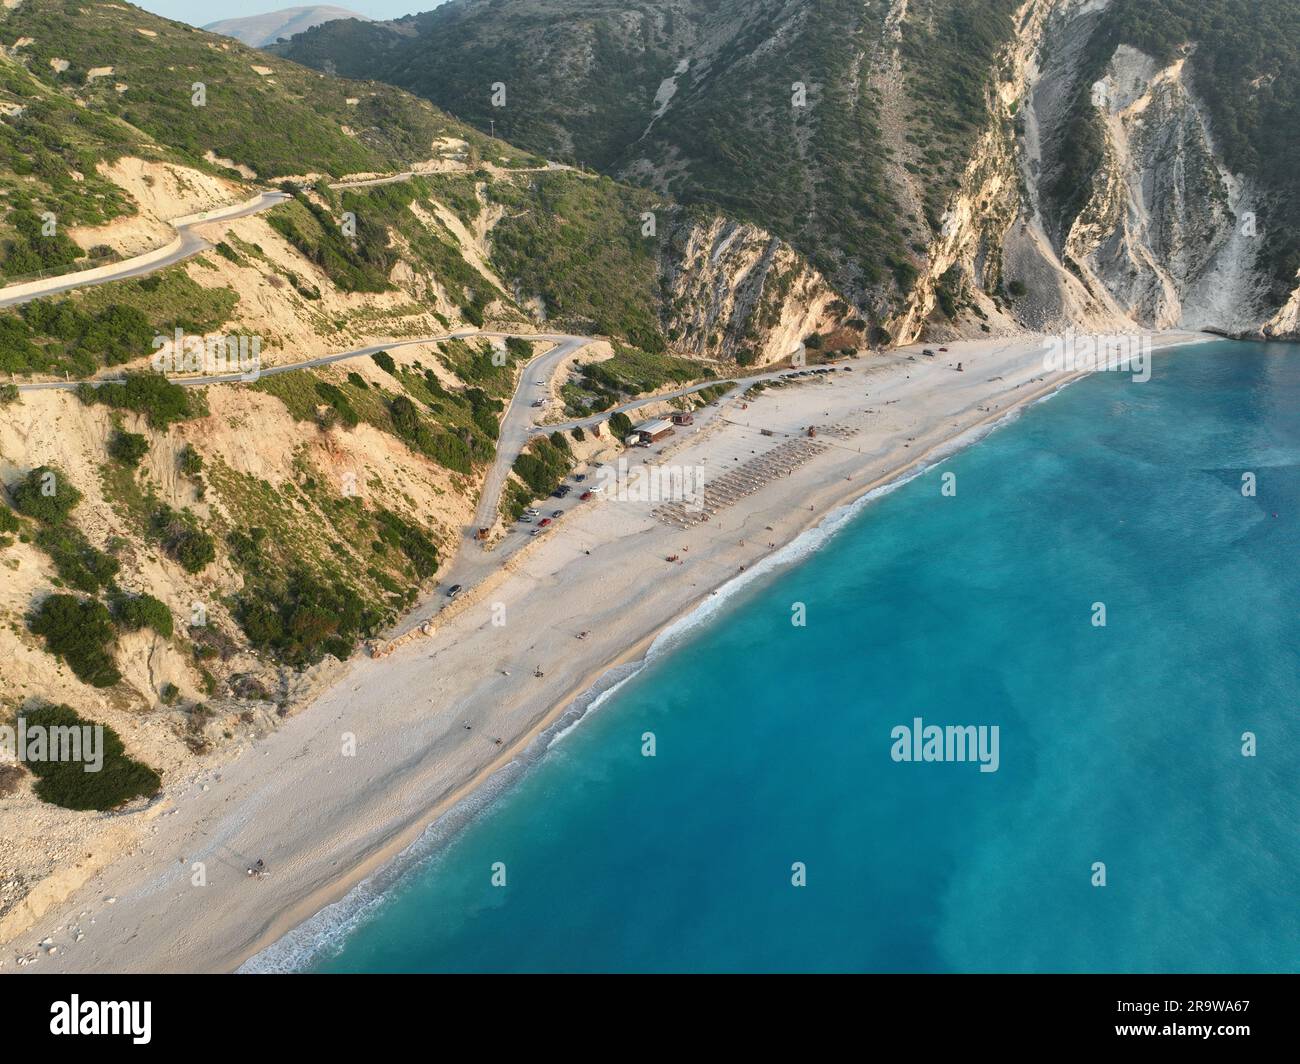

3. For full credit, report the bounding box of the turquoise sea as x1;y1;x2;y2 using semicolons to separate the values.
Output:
263;341;1300;973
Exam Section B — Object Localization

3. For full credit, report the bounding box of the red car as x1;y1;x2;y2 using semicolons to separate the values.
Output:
580;491;593;501
538;518;552;527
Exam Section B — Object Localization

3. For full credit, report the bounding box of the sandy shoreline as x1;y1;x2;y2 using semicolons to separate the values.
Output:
5;330;1212;973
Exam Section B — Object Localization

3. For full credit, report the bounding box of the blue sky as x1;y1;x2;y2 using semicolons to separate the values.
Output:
135;2;431;28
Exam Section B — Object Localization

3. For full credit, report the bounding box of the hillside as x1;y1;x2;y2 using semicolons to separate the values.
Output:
276;0;1300;342
0;1;850;927
205;6;370;49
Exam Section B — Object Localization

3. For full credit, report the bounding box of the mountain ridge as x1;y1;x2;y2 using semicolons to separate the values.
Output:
275;0;1300;343
205;6;371;49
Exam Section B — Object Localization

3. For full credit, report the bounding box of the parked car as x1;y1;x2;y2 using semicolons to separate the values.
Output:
574;474;586;482
551;510;563;519
530;529;542;537
531;399;544;408
539;518;552;527
580;491;593;501
923;348;936;356
446;584;463;599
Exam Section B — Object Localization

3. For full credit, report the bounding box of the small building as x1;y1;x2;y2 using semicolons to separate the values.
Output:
629;418;674;446
671;412;694;426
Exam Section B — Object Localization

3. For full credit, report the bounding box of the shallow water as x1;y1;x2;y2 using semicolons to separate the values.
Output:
276;341;1299;973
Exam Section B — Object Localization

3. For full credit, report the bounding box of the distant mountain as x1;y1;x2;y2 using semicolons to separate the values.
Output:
275;0;1300;342
205;5;369;48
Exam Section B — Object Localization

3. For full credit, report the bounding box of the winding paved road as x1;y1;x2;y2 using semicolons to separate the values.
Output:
0;191;290;310
0;164;808;604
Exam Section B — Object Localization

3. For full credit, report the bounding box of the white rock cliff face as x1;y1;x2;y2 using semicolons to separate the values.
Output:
896;0;1298;343
663;214;840;365
1065;46;1266;334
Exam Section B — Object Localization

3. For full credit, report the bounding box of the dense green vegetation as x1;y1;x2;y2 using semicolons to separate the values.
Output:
0;270;237;376
0;207;87;278
0;302;152;374
109;590;174;639
267;193;397;295
898;0;1021;229
28;594;121;688
505;433;574;518
10;464;81;524
235;566;384;668
2;0;479;182
149;505;216;573
487;173;666;348
108;429;150;468
278;0;934;309
8;465;121;591
562;344;710;415
18;702;161;811
254;349;509;474
35;524;120;593
77;373;200;430
268;179;499;324
608;411;634;440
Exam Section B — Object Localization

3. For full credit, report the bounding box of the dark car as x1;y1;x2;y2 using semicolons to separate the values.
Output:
446;584;463;599
551;510;563;519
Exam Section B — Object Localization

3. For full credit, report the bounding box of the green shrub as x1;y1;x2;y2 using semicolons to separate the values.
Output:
511;435;573;499
109;590;174;638
19;703;160;811
371;350;397;375
108;429;150;467
34;524;119;592
235;568;382;667
79;373;196;429
0;383;19;406
178;444;204;476
28;594;121;688
150;506;216;573
608;412;633;439
315;381;359;428
373;509;439;580
10;465;81;524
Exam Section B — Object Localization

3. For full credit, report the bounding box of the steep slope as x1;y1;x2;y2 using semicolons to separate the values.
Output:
0;2;855;928
278;0;1300;340
276;0;1028;334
